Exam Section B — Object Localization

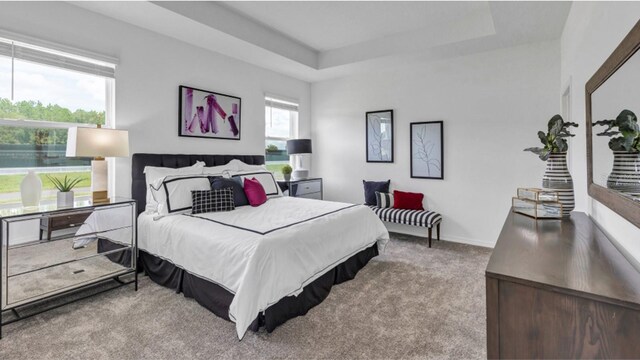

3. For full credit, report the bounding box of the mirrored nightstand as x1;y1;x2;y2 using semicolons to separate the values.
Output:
0;197;137;339
277;178;323;200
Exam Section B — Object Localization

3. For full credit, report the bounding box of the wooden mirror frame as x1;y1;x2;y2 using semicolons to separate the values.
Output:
586;19;640;228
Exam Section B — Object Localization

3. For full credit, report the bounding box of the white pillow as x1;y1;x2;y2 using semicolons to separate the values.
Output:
149;175;211;218
230;170;283;198
143;162;204;213
227;159;267;172
202;164;234;176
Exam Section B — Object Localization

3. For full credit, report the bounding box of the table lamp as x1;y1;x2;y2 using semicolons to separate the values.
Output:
286;139;312;180
66;125;129;203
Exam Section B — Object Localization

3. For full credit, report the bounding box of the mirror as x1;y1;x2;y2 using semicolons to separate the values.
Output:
587;20;640;228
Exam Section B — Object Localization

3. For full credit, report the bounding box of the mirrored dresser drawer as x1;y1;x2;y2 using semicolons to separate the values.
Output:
0;198;137;338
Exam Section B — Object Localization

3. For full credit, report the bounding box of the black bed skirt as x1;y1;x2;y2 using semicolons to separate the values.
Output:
139;244;379;334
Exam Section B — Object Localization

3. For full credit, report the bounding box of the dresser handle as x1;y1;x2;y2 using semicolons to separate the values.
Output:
72;269;85;274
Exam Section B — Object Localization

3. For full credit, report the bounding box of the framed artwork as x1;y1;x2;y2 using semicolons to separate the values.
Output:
366;109;394;162
178;85;241;140
410;121;444;179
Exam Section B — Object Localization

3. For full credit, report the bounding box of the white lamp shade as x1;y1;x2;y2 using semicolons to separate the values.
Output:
66;127;129;157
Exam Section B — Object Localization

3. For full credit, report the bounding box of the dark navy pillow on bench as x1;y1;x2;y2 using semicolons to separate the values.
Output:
363;180;390;206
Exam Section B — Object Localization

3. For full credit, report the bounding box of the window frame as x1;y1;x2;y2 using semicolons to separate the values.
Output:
265;96;299;176
0;34;117;205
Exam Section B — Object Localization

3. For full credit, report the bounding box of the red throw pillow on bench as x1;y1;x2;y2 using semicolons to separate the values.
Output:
393;190;424;210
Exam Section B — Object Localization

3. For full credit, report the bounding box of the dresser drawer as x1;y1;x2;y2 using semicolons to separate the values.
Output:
291;180;322;196
42;211;92;230
7;227;133;277
6;246;133;307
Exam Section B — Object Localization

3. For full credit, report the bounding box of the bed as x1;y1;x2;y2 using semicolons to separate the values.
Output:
131;153;389;339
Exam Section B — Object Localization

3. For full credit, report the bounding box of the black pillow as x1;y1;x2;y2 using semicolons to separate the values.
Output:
210;177;249;207
191;188;235;214
363;180;390;206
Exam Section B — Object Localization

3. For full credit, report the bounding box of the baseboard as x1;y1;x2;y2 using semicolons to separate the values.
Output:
383;223;494;248
439;234;495;248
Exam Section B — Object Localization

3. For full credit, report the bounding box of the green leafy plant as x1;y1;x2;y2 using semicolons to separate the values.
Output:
593;109;640;152
282;164;292;175
524;114;579;160
47;175;83;192
266;144;278;152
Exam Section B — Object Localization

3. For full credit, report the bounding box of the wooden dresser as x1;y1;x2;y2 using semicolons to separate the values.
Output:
486;211;640;359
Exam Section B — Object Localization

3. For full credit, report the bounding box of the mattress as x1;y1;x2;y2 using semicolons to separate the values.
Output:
137;196;389;339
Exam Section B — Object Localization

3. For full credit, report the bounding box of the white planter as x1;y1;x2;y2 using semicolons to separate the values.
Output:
20;170;42;207
57;191;74;208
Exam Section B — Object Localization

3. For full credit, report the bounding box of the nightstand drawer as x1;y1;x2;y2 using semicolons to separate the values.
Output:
42;211;92;230
7;227;132;277
291;180;321;196
5;246;133;307
297;192;322;200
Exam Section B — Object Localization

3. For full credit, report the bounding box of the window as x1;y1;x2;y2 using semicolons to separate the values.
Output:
265;96;298;178
0;37;115;205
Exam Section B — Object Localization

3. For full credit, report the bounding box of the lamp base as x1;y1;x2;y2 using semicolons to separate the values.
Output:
92;191;109;203
91;158;109;203
292;168;309;180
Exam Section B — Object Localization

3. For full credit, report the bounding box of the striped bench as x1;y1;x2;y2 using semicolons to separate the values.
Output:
368;206;442;248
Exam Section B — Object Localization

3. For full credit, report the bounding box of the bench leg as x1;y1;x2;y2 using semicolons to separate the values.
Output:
428;227;432;248
437;223;440;241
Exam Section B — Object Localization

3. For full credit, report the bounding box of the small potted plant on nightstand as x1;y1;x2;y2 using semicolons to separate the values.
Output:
47;175;83;208
282;165;293;181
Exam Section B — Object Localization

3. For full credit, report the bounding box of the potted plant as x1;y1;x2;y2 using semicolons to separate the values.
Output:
524;115;579;217
282;164;293;181
47;175;83;208
593;109;640;197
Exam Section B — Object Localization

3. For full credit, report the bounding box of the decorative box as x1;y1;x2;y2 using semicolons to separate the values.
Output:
512;197;563;219
517;188;559;202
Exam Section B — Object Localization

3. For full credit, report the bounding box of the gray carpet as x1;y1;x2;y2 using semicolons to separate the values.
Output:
0;233;492;360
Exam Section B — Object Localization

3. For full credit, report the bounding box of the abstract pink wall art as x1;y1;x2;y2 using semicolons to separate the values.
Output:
179;85;241;140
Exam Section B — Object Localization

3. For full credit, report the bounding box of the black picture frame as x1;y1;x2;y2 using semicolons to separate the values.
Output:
366;109;394;163
410;121;444;179
178;85;241;140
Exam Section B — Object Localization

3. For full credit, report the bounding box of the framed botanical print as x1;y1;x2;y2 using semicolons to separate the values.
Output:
410;121;444;179
179;85;241;140
366;109;394;162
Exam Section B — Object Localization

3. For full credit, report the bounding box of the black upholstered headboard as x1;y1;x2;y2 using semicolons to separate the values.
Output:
131;153;265;215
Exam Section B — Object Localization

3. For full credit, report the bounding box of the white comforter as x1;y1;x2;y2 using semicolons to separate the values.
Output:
138;196;389;339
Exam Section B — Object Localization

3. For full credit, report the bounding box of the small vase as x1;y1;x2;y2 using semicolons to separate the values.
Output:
542;152;574;217
607;151;640;200
57;191;74;208
20;170;42;207
284;173;291;181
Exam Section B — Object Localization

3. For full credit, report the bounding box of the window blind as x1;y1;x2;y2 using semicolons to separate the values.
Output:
265;97;298;112
0;38;115;78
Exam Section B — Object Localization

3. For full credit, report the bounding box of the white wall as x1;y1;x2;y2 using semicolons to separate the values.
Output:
561;2;640;267
312;41;560;247
0;2;311;198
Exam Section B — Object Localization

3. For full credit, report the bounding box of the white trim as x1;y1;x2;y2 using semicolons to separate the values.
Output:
383;222;494;248
0;28;118;66
264;93;299;106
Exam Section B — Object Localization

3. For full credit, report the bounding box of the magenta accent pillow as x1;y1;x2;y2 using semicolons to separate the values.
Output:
244;177;268;207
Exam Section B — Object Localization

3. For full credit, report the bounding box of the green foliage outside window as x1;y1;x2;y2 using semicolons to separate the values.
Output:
0;98;105;145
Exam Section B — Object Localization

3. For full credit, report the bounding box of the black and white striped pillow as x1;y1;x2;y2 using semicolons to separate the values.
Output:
191;187;236;214
375;191;394;208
